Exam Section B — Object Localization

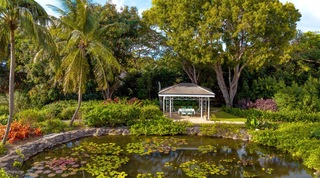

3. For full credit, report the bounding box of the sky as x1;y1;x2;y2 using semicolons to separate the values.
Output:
35;0;320;32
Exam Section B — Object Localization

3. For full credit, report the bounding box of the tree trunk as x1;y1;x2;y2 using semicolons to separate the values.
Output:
69;87;82;126
181;61;199;84
2;30;15;145
70;49;84;126
213;62;242;108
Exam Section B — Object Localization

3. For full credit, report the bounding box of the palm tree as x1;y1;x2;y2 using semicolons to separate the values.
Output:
0;0;53;145
49;0;120;126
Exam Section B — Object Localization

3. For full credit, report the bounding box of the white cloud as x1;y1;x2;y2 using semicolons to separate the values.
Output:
35;0;60;16
280;0;320;32
109;0;125;11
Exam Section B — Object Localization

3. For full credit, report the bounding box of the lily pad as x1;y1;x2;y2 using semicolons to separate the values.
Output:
43;170;51;174
48;173;56;177
61;173;70;177
55;170;63;174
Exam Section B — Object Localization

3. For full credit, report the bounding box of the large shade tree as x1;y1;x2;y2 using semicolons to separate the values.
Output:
144;0;301;107
49;0;120;126
0;0;53;144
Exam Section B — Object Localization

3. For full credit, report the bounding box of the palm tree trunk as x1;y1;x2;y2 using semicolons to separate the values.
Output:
2;30;15;145
69;86;82;126
70;50;84;126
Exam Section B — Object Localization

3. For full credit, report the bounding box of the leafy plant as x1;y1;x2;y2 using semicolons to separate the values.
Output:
198;145;217;153
180;159;228;177
140;105;163;120
12;161;22;168
41;100;77;118
274;77;320;112
224;107;320;123
0;168;16;178
25;156;81;177
311;130;320;139
15;109;48;124
0;105;8;116
0;143;7;156
0;121;42;143
59;107;76;120
83;102;141;127
0;114;7;125
251;122;320;170
126;137;188;155
130;116;186;136
36;119;69;134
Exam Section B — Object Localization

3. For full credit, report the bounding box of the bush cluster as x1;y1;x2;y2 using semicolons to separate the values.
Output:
83;103;141;127
140;105;163;120
251;122;320;170
237;98;277;111
0;168;15;178
224;107;320;124
0;105;8;116
130;116;187;136
83;99;164;127
274;77;320;112
41;100;77;119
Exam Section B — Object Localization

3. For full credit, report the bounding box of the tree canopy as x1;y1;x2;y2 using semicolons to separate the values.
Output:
144;0;301;107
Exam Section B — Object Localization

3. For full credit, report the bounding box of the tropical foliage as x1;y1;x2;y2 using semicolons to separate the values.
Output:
0;121;42;143
144;0;301;107
49;0;120;126
251;122;320;170
0;0;54;144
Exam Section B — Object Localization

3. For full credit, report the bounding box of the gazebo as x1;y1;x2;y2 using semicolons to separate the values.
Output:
158;83;215;119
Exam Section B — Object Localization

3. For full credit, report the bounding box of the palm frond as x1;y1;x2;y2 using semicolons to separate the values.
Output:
19;0;50;26
62;49;89;93
88;41;120;90
63;30;82;53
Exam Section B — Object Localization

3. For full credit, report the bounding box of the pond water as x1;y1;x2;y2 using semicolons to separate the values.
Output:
23;135;313;178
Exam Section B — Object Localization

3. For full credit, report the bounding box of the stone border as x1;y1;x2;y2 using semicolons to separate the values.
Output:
0;126;249;177
0;127;129;176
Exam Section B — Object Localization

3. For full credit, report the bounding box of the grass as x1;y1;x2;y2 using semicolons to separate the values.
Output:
210;108;246;122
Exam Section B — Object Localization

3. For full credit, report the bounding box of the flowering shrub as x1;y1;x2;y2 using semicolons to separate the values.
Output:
237;98;277;112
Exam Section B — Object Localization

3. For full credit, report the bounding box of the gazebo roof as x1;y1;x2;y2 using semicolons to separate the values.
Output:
158;83;215;97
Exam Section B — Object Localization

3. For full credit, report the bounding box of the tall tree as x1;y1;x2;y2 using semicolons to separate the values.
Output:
49;0;120;126
144;0;301;107
0;0;52;144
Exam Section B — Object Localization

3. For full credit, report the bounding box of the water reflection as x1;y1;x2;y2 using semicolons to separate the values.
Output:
23;136;312;178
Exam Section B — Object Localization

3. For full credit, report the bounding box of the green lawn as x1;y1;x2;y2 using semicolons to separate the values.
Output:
210;108;246;122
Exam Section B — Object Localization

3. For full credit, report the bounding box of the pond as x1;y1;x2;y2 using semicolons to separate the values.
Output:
22;135;313;178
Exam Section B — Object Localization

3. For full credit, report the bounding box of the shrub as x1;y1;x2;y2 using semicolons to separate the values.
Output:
130;116;187;136
0;121;42;143
83;103;141;127
0;168;16;178
0;143;6;156
274;77;320;112
42;100;77;118
0;105;8;116
15;109;49;125
224;107;320;124
59;107;76;120
0;115;7;125
14;91;30;113
36;119;69;134
140;105;163;120
254;99;277;111
251;122;320;170
236;98;277;111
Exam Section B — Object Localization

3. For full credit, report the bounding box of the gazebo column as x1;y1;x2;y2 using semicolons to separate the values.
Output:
169;97;172;118
162;96;166;114
207;97;210;120
200;97;203;119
